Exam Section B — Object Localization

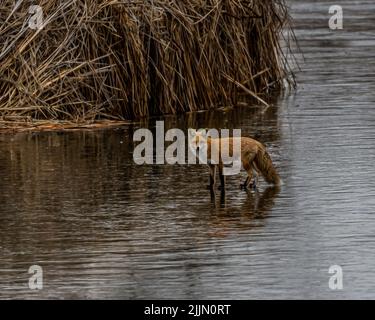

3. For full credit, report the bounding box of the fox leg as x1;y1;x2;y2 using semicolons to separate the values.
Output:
207;164;217;189
243;163;258;189
241;161;252;189
245;169;254;189
241;177;249;189
218;164;225;191
250;163;260;189
249;173;258;189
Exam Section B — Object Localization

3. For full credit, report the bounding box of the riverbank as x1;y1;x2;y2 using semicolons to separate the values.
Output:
0;118;131;132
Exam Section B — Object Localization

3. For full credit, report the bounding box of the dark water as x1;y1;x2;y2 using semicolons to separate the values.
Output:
1;0;375;299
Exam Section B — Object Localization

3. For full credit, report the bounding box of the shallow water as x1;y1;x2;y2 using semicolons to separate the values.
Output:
1;0;375;299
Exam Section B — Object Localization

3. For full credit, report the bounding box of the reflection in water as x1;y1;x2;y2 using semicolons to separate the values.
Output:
209;187;280;220
207;187;280;238
1;0;375;299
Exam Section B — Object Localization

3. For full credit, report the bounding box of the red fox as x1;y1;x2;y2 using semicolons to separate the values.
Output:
189;130;281;190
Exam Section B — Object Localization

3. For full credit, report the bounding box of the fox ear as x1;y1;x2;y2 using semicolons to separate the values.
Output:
187;129;196;139
198;128;208;138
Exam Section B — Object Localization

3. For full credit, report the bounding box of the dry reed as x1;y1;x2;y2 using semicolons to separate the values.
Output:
0;0;295;122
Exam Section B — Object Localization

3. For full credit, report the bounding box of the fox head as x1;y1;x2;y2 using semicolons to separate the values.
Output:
188;128;208;147
188;128;209;163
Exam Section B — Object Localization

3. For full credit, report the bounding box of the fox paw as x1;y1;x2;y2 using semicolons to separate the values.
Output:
248;182;257;190
241;182;257;190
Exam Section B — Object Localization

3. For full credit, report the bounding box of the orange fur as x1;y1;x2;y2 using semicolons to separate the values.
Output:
193;133;281;189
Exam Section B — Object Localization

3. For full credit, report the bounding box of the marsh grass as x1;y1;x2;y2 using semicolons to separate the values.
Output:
0;0;296;123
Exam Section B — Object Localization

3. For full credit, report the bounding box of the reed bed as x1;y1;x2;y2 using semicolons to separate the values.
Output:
0;0;295;122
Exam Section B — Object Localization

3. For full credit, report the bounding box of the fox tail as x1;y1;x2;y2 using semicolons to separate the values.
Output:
253;145;281;185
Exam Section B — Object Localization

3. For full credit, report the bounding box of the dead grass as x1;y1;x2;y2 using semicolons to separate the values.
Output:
0;0;296;122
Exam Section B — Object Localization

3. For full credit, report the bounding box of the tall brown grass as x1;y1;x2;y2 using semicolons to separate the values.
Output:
0;0;295;122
